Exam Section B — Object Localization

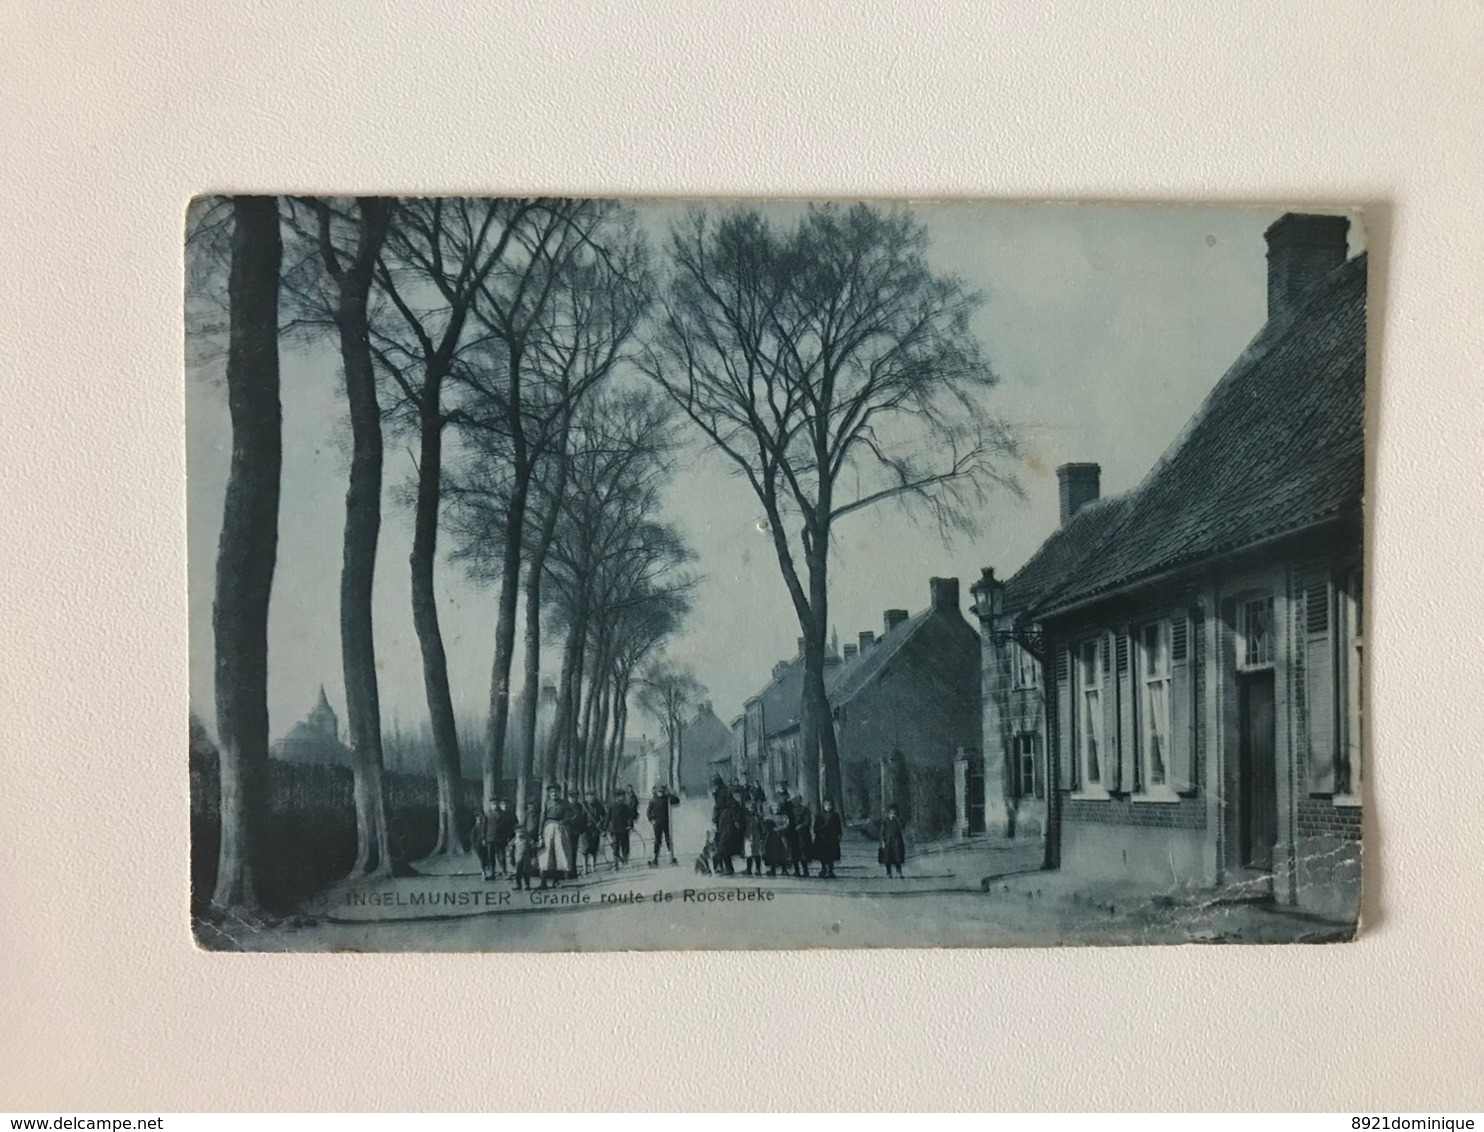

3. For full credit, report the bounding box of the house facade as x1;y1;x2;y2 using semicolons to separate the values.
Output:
974;213;1365;920
677;700;734;796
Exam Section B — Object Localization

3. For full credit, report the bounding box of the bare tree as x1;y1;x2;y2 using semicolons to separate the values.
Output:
371;198;537;856
282;197;397;877
207;196;282;912
641;203;1018;806
635;661;705;791
527;390;694;793
450;201;651;809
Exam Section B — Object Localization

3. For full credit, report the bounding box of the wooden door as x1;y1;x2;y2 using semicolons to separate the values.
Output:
1239;670;1278;871
965;757;985;835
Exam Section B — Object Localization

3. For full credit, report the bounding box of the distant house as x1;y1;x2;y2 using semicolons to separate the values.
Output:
973;213;1364;920
739;578;981;837
271;686;351;766
677;700;733;796
736;639;817;796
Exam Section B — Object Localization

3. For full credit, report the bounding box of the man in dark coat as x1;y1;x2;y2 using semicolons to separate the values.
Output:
563;789;589;879
580;791;607;874
647;783;680;866
812;797;844;879
489;798;518;878
713;787;746;875
773;786;796;873
790;792;813;878
607;791;633;871
880;803;907;878
470;806;492;880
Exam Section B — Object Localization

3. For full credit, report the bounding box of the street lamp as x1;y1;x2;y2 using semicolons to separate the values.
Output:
969;566;1046;661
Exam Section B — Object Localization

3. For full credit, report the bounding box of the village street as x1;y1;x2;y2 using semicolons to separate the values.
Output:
198;801;1349;952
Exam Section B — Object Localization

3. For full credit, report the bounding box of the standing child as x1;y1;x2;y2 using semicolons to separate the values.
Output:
511;825;536;890
880;804;907;879
744;802;766;877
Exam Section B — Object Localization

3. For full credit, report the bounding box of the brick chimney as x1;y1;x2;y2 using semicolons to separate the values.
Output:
883;609;909;634
858;630;875;653
796;636;805;658
843;643;858;660
1264;212;1349;324
1057;463;1100;526
929;576;960;613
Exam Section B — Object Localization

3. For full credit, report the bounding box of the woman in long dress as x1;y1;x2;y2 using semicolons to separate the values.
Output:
813;797;844;879
763;799;793;877
538;785;575;888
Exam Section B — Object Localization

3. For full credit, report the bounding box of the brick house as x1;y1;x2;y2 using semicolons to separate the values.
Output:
676;700;733;796
971;213;1365;920
739;578;981;837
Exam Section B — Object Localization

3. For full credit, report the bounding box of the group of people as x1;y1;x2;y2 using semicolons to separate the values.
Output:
469;782;685;891
470;777;909;891
699;776;904;880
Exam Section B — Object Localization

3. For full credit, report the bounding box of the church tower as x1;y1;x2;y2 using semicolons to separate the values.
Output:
307;685;338;742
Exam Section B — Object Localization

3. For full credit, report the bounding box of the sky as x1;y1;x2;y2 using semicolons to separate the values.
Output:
186;200;1360;746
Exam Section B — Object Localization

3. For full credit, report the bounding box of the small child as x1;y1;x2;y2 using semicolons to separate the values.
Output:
744;803;766;877
511;827;538;891
880;804;907;879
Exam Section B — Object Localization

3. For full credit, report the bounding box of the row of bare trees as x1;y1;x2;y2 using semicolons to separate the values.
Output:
191;196;1015;917
190;196;699;913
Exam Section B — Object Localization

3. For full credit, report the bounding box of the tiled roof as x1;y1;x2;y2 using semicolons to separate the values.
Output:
1002;495;1132;611
747;656;807;737
753;604;975;738
1013;252;1366;618
825;609;929;705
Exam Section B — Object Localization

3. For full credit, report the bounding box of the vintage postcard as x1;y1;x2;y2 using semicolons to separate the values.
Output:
187;197;1365;951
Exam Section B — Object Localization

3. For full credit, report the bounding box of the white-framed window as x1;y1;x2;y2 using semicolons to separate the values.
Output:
1237;595;1275;671
1013;644;1040;691
1077;637;1106;793
1013;731;1037;798
1336;571;1363;805
1138;619;1174;795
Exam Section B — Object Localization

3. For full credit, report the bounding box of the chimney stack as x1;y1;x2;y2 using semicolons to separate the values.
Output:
843;643;858;660
884;609;909;634
796;636;805;658
1264;212;1349;324
929;577;960;613
1057;463;1101;527
858;630;875;653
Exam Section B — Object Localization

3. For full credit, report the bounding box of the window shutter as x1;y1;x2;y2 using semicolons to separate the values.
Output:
1116;631;1137;793
1169;616;1194;793
1033;733;1046;799
1056;648;1073;791
1305;577;1338;794
1102;634;1120;790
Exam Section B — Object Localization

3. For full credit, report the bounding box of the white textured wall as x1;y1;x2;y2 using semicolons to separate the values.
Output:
1;0;1481;1111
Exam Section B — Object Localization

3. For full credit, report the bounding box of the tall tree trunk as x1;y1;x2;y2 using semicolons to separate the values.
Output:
336;198;394;877
515;568;543;816
797;526;833;808
606;675;629;798
211;196;282;913
544;616;583;791
514;440;568;813
410;381;464;855
556;613;588;786
483;471;528;808
590;673;612;795
575;634;607;788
